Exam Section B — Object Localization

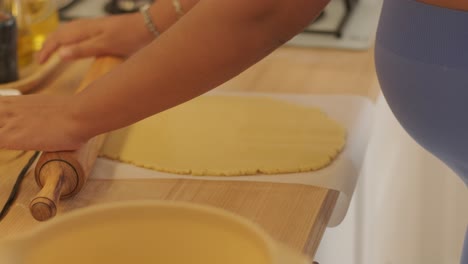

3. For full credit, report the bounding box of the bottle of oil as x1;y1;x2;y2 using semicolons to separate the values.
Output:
3;0;59;69
0;10;19;83
4;0;34;68
24;0;59;52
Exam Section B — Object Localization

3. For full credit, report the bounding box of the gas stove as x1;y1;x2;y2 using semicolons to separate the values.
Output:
289;0;382;50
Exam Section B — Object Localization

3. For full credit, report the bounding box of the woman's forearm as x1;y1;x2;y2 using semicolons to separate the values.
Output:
37;0;200;63
74;0;329;138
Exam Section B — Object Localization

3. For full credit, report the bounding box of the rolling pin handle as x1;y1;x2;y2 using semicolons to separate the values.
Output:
28;57;121;221
29;162;64;221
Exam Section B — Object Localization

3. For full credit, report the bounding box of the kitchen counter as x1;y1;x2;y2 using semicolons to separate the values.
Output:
0;44;378;259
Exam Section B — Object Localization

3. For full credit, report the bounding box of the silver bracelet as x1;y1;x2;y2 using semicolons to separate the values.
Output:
140;4;160;38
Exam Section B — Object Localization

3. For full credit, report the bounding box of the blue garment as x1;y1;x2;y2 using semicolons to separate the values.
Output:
375;0;467;262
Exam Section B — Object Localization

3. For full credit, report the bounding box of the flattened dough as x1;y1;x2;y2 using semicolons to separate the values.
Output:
100;95;346;176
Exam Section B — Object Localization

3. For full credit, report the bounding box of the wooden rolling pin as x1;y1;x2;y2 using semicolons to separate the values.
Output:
29;57;122;221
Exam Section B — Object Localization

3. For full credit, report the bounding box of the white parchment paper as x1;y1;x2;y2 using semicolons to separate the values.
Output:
90;92;375;226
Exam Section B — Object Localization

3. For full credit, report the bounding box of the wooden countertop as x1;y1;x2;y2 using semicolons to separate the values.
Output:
0;45;378;259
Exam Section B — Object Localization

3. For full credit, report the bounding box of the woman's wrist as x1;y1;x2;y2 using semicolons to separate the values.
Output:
140;4;161;37
69;93;106;142
126;12;156;47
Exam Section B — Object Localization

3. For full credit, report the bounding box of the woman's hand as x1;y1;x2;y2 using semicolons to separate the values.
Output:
0;94;89;151
37;13;154;64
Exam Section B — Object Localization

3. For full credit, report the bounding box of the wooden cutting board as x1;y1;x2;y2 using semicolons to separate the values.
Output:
0;45;378;258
